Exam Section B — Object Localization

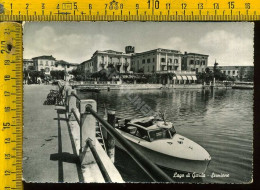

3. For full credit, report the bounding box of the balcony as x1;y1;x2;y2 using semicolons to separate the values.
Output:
100;62;106;66
123;62;129;67
160;62;167;65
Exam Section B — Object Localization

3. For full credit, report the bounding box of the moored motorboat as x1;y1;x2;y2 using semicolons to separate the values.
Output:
78;88;101;93
114;116;211;174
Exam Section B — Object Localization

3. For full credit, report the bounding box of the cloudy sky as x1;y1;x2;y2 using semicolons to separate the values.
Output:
23;22;254;66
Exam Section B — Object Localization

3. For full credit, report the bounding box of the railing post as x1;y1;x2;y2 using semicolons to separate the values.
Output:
68;89;77;120
79;99;97;166
106;110;116;163
65;86;72;112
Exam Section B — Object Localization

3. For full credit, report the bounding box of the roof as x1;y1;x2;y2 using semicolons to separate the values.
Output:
184;52;209;57
133;48;181;57
56;60;78;66
32;55;56;60
103;50;124;54
208;66;254;70
23;59;33;62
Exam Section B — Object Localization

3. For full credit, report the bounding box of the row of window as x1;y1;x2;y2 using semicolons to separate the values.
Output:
38;64;71;68
39;60;55;66
223;70;238;75
85;62;94;67
190;60;206;65
101;56;129;63
132;58;179;65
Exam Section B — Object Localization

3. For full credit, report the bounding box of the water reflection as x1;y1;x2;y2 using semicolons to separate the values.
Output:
78;88;253;183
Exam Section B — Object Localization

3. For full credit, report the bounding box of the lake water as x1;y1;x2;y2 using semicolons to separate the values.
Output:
78;88;253;183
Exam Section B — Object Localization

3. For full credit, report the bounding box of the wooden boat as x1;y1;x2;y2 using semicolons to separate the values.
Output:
115;116;211;174
78;88;101;93
232;82;253;89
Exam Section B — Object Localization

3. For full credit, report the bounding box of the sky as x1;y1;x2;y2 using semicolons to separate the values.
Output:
23;22;254;66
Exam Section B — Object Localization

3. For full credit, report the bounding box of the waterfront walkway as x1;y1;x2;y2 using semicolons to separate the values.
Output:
23;84;82;182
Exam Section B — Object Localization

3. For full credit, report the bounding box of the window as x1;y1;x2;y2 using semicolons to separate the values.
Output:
67;65;70;68
223;71;226;74
153;58;155;62
148;66;150;72
148;128;171;141
228;71;231;74
190;60;194;65
168;58;172;63
136;128;149;141
142;59;145;64
161;58;165;62
46;61;49;66
40;61;43;66
174;59;178;63
233;71;235;74
51;61;54;66
127;126;137;135
147;58;151;63
196;60;200;65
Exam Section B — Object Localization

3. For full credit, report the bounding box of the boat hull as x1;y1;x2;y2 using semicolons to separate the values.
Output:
232;85;253;89
116;139;210;174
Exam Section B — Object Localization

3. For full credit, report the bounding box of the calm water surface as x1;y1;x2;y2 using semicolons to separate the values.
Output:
78;88;253;183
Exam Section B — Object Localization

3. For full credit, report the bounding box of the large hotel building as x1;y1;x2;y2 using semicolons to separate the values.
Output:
79;46;209;83
23;46;209;83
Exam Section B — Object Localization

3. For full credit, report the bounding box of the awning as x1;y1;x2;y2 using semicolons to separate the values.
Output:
181;75;188;80
191;75;197;80
187;76;193;80
176;75;182;80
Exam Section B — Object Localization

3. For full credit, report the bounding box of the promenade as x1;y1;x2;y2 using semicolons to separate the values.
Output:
23;84;82;182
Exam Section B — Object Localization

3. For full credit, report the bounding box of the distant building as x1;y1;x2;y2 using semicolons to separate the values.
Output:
131;48;182;73
80;47;183;74
25;56;78;75
78;46;203;84
23;59;34;71
208;65;254;81
80;49;132;76
182;52;209;73
32;55;56;75
54;60;78;72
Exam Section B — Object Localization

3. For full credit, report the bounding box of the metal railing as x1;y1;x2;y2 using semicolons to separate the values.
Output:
85;106;173;182
86;139;112;182
61;82;174;182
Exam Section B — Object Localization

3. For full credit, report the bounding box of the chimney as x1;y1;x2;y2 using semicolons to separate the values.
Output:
125;46;135;54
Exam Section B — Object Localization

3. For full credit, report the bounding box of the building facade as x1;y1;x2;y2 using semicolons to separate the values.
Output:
80;49;132;76
208;65;254;81
182;52;209;73
23;59;34;71
32;55;56;75
131;48;182;73
54;60;78;72
77;46;207;84
26;55;78;75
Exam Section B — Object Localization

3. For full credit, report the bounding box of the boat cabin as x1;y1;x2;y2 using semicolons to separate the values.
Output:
117;117;176;142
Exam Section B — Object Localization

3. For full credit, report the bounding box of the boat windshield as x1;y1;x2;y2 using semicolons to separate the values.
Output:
148;127;176;141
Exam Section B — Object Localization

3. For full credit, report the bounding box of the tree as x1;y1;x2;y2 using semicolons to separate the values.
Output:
197;67;213;84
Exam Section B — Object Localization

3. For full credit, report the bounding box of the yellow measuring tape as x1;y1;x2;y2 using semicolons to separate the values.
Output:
0;22;23;190
0;0;259;21
0;0;259;189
